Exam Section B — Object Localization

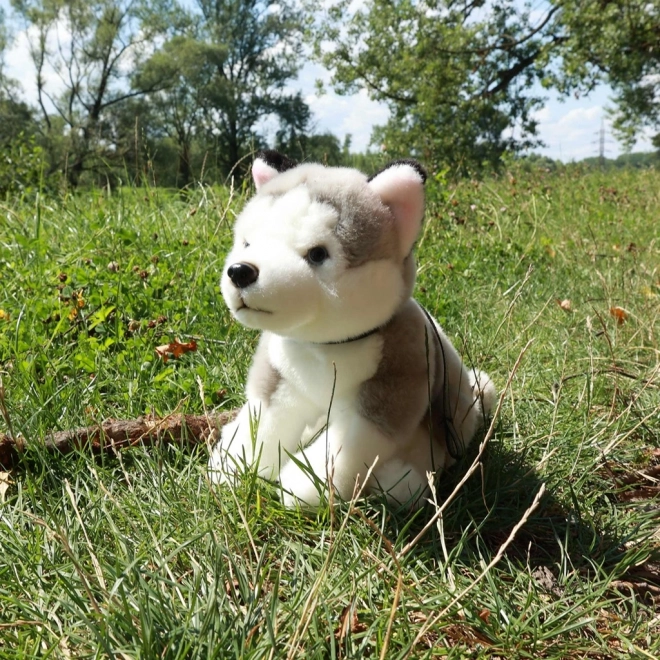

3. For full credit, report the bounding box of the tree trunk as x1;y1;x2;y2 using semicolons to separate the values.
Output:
177;140;193;189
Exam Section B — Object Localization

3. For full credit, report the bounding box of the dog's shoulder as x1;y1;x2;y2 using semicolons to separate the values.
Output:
246;332;282;405
358;299;435;436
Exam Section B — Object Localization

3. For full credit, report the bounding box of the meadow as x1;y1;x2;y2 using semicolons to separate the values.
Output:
0;164;659;658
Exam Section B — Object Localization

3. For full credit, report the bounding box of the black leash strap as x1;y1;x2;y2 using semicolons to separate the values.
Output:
419;305;466;460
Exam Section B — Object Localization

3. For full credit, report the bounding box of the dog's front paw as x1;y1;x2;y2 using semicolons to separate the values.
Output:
207;441;241;485
278;457;327;508
207;413;255;484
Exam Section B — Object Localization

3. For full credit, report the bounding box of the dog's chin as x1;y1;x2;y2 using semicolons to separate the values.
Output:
232;304;273;329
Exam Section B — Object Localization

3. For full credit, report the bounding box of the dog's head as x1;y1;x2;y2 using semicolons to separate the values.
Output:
221;150;427;343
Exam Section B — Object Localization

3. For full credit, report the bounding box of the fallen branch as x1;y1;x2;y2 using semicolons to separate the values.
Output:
0;411;238;468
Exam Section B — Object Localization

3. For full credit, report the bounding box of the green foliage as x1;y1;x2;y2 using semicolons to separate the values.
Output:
1;0;658;185
308;0;660;172
0;132;48;196
0;95;51;196
135;0;307;184
307;0;553;174
580;151;660;171
0;170;659;656
10;0;178;186
550;0;660;149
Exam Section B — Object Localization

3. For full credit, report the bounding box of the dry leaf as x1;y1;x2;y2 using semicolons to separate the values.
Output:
335;604;352;643
444;623;493;647
58;636;72;660
155;339;198;362
618;486;660;503
477;608;491;624
556;298;572;312
609;306;629;325
409;611;428;624
246;623;260;646
335;603;367;642
532;565;562;595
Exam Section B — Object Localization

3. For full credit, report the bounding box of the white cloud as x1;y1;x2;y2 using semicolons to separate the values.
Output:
3;14;69;112
307;88;389;151
532;86;654;161
531;106;551;123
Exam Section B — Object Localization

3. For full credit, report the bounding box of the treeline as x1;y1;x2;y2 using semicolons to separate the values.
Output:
0;0;340;191
579;152;660;170
0;0;658;191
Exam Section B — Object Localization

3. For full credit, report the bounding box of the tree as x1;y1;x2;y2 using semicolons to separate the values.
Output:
273;92;346;165
549;0;660;150
312;0;660;170
309;0;562;174
11;0;176;185
133;35;215;187
139;0;309;183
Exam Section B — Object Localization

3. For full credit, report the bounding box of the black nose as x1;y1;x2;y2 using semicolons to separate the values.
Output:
227;262;259;289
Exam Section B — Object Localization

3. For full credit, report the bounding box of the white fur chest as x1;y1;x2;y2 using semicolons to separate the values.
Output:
268;333;383;410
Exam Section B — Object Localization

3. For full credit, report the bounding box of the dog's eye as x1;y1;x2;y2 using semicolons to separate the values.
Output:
306;246;329;265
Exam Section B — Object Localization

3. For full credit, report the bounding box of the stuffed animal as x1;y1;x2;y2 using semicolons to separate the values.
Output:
208;151;496;507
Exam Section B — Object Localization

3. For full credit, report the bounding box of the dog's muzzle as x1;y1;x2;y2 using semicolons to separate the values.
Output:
227;262;259;289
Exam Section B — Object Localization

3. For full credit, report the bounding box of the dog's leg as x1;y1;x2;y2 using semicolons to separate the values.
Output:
278;411;397;508
208;385;318;484
448;366;496;445
427;315;496;453
371;458;428;507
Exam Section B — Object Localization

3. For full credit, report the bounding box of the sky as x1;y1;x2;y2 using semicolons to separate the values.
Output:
1;2;654;163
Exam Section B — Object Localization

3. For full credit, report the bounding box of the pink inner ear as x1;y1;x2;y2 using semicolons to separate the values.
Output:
368;165;425;255
252;158;279;190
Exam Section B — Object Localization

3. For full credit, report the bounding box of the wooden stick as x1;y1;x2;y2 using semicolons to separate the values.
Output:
0;411;238;468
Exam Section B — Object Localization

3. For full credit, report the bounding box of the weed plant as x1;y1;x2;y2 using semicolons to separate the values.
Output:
0;165;659;658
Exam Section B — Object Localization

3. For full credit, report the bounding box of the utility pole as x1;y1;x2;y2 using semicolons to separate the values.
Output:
593;118;612;167
598;119;606;167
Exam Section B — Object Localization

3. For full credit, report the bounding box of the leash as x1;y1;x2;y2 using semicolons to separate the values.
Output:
419;305;465;460
321;325;383;345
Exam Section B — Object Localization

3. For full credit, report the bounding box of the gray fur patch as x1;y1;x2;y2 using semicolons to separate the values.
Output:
359;299;437;439
358;299;459;464
247;333;281;405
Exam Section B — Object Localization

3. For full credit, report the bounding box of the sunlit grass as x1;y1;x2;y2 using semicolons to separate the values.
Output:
0;165;659;658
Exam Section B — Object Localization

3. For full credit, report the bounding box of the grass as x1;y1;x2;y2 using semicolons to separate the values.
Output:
0;164;659;658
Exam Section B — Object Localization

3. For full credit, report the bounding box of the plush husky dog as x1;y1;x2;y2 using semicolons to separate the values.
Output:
208;151;496;507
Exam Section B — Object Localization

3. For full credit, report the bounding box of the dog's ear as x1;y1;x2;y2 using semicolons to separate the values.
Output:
252;150;298;190
367;159;427;255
